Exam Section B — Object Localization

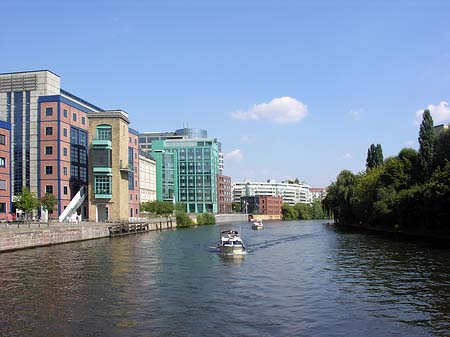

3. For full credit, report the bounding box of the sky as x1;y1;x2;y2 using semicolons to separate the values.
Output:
2;0;450;187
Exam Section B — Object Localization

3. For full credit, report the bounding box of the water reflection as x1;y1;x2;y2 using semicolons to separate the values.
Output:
328;225;450;336
0;221;449;336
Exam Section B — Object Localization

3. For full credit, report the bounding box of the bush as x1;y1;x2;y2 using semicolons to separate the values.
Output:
197;213;216;225
175;210;192;228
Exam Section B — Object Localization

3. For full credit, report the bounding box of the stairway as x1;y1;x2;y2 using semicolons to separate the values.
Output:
58;186;87;222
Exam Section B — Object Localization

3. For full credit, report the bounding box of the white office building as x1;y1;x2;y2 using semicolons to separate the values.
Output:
232;180;312;206
139;154;157;203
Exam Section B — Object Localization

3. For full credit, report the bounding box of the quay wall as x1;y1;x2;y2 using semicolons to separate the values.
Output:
215;214;248;224
0;220;175;253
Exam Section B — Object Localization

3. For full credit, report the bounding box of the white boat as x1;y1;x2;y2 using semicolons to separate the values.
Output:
251;219;264;230
218;230;245;254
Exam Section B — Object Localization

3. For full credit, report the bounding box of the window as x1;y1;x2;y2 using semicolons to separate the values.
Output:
0;180;6;190
63;167;68;176
92;148;111;167
64;186;68;195
45;127;53;136
63;128;67;137
63;109;68;118
0;203;5;213
45;166;53;175
63;147;67;156
45;146;53;155
72;113;77;122
96;125;112;140
46;185;53;194
82;116;86;125
0;157;5;168
95;175;112;195
45;107;53;116
0;134;5;145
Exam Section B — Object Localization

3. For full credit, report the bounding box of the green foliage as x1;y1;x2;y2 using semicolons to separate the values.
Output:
41;193;57;213
14;188;40;218
433;129;450;171
175;210;193;228
141;201;174;215
325;115;450;234
282;203;297;220
197;213;216;225
311;199;327;219
294;203;312;220
418;109;434;181
282;200;328;221
232;202;241;213
366;144;384;170
175;203;187;212
323;170;357;224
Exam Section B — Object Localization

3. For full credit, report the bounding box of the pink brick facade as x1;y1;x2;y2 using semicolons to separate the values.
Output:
217;175;232;214
0;123;11;220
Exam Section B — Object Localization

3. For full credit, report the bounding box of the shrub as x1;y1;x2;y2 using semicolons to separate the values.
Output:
197;213;216;225
176;210;192;228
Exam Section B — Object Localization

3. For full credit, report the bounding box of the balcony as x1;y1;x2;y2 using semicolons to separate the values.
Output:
92;138;112;148
119;160;132;173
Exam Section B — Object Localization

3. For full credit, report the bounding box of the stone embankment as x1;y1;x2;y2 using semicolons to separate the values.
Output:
0;218;175;253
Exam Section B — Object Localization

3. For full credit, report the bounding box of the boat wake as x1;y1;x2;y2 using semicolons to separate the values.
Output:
245;231;323;252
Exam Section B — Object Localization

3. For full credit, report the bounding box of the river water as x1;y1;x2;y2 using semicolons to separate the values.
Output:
1;220;450;337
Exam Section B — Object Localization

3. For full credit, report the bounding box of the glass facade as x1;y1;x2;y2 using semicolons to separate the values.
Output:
152;138;219;213
128;147;134;190
13;92;23;194
70;126;88;194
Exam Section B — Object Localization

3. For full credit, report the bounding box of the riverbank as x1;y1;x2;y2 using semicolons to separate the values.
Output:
0;219;175;253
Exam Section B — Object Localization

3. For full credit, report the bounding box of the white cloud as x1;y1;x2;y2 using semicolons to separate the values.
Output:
350;108;363;120
342;153;353;160
225;149;244;161
415;101;450;125
232;97;308;124
405;140;416;146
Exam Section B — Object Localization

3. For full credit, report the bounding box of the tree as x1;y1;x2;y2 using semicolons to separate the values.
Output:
141;201;174;215
41;193;57;215
366;144;376;170
366;144;384;170
374;144;384;167
418;109;434;180
14;188;40;219
282;203;297;220
433;128;450;171
232;202;241;213
294;203;312;220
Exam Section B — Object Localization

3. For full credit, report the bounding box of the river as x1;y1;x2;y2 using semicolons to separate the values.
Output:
0;220;449;337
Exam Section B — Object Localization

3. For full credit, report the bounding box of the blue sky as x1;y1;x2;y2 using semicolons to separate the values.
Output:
2;0;450;186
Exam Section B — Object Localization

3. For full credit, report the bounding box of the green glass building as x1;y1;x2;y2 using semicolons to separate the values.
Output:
151;138;219;213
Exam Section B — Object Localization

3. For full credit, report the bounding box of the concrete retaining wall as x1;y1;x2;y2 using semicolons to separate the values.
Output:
215;214;248;224
0;223;110;252
0;219;176;253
